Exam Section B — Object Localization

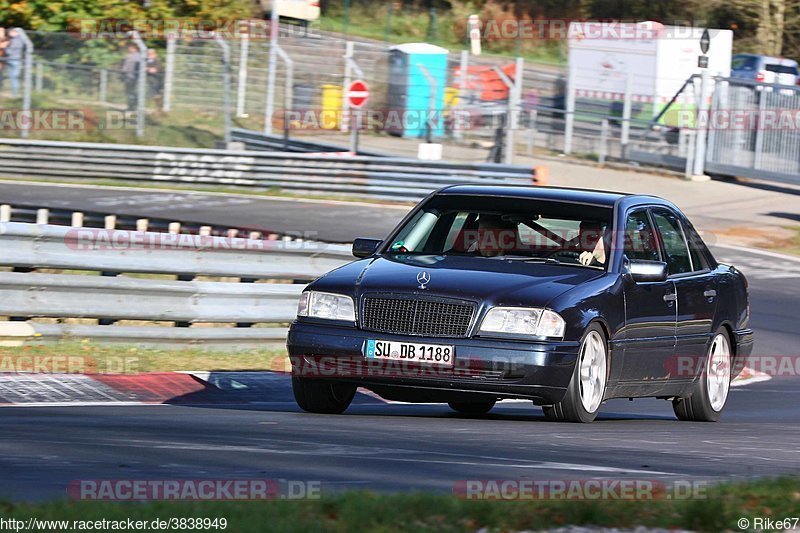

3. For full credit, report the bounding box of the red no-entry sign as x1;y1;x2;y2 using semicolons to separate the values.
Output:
346;80;369;108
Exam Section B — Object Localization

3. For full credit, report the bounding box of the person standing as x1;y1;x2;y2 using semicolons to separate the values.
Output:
121;43;142;111
4;28;24;98
145;48;162;99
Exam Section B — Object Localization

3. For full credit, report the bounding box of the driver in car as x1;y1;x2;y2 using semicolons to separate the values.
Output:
577;221;606;266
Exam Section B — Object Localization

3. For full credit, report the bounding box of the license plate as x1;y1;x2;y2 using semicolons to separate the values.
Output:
364;339;455;367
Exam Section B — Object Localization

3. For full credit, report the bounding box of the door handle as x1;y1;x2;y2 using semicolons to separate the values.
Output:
663;293;677;302
704;289;717;298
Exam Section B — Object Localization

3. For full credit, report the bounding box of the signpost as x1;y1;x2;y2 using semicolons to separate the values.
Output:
346;80;369;153
692;28;712;181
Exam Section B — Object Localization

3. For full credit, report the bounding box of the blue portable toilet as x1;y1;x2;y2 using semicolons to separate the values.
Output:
386;43;448;138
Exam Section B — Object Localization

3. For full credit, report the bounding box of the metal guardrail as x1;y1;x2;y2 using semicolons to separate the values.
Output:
0;222;354;348
0;138;538;201
230;128;390;156
0;222;352;279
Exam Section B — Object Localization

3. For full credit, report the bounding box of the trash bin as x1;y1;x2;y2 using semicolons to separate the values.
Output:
320;84;342;130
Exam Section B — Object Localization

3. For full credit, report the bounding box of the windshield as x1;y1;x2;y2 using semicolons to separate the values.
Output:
385;195;614;269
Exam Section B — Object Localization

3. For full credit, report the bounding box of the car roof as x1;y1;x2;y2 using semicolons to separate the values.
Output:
436;184;665;208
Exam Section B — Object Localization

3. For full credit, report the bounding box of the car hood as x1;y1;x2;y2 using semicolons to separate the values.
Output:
313;254;606;308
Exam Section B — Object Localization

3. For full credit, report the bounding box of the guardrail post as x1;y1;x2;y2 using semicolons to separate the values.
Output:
17;29;34;139
163;36;176;112
36;209;49;225
71;212;84;227
564;60;577;155
0;205;11;222
99;69;108;104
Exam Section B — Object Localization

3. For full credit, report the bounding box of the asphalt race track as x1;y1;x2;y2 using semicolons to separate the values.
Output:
1;180;800;501
0;181;407;243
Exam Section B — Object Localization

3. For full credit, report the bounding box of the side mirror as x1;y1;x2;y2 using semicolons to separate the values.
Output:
352;238;382;258
627;259;669;283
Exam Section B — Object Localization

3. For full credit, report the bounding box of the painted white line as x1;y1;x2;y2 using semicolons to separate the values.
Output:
0;401;152;407
713;242;800;264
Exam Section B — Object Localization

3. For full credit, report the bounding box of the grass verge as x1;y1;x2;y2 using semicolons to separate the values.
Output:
0;342;288;373
1;477;798;532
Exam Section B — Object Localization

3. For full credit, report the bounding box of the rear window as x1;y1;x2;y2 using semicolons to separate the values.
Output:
732;56;757;71
765;64;799;75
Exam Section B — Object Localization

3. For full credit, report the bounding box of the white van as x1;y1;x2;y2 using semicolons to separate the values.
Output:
258;0;321;22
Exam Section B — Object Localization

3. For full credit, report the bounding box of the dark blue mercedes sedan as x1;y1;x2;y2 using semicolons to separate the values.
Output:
287;185;753;422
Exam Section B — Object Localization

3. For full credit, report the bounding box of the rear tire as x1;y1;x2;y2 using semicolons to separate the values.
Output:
673;328;732;422
448;400;496;415
292;377;356;414
543;323;608;423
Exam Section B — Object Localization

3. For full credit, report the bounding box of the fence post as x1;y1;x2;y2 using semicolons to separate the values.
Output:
564;60;577;155
599;118;609;165
342;41;354;133
275;47;294;149
163;36;175;112
506;57;523;164
130;31;147;138
236;32;249;117
753;84;767;170
99;69;107;103
214;34;232;146
621;69;633;157
690;69;711;179
264;1;279;134
35;60;43;92
17;29;34;139
454;49;469;141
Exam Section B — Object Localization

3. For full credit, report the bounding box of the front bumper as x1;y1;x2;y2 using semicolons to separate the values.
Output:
286;319;581;405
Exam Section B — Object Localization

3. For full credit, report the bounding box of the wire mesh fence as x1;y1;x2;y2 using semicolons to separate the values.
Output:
4;26;799;183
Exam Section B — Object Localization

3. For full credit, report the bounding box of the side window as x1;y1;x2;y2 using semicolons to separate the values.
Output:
624;210;660;262
651;209;692;275
682;222;711;272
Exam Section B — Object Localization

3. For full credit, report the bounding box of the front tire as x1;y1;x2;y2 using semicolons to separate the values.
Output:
292;377;356;414
448;400;496;415
543;324;609;423
673;328;732;422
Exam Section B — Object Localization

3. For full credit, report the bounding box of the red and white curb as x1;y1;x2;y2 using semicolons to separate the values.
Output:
0;372;209;406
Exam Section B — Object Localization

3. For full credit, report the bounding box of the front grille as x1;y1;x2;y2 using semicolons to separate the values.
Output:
361;296;475;337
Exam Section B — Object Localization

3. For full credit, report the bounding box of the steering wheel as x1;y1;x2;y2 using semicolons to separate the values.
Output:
547;250;582;262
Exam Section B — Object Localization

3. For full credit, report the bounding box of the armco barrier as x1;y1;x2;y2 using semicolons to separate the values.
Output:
0;222;353;348
0;138;539;201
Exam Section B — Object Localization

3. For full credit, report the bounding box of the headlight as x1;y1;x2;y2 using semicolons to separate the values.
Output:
297;291;356;322
479;307;566;338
